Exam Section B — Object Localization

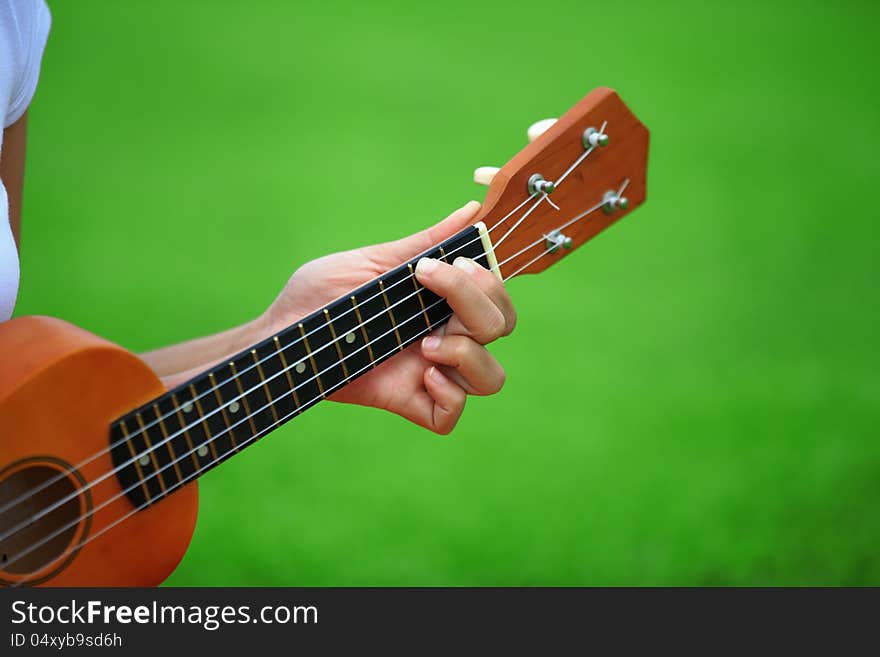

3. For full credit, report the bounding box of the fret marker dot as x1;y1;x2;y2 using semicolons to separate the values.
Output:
295;362;307;374
138;455;150;467
229;401;240;414
182;402;194;413
345;332;356;344
197;445;209;458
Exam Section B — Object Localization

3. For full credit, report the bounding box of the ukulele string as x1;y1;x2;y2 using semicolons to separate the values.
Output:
1;167;617;553
1;113;613;523
0;200;595;557
491;194;550;251
0;158;611;549
6;244;566;586
1;128;611;547
9;308;475;584
3;192;615;580
0;192;546;523
492;120;608;252
555;120;607;188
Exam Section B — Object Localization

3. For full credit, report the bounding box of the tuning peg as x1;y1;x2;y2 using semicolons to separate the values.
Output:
602;189;629;214
583;125;610;149
527;118;557;143
545;229;573;253
474;166;500;186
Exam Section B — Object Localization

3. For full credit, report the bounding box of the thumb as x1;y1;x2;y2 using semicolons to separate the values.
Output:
381;200;482;263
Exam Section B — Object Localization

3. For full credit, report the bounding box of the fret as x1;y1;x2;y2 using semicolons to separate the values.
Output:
153;402;183;483
274;325;322;413
421;228;492;329
229;360;259;437
356;284;399;363
108;423;145;508
252;350;280;423
254;340;298;420
118;420;154;504
299;323;323;396
425;289;450;328
408;263;432;330
274;335;302;410
176;387;214;469
324;309;350;380
351;295;375;365
190;384;219;462
169;392;201;475
300;311;347;397
230;354;275;431
111;223;492;510
420;246;453;327
209;373;238;453
382;266;429;344
135;412;167;494
328;296;373;378
190;375;235;461
445;228;491;272
213;363;254;450
301;312;348;396
122;418;163;501
378;279;404;350
296;322;323;397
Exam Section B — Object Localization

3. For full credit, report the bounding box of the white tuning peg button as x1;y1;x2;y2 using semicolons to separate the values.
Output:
474;166;500;186
527;118;557;143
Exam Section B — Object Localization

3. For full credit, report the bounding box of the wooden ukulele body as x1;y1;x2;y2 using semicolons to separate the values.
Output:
0;316;197;586
0;88;648;587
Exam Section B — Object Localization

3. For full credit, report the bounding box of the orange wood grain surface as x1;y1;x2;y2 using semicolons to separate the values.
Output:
476;88;649;278
0;88;648;586
0;316;197;586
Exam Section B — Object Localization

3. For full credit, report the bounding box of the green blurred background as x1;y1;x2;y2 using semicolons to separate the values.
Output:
15;0;879;584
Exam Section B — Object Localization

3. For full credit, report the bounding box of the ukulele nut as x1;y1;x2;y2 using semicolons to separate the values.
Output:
582;126;610;149
528;173;556;196
545;229;573;254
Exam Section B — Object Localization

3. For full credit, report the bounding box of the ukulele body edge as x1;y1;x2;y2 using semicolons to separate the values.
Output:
0;316;198;586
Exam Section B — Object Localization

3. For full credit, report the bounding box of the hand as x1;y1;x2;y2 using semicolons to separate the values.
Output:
259;201;516;434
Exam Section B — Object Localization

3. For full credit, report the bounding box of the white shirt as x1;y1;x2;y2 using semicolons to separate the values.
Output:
0;0;50;321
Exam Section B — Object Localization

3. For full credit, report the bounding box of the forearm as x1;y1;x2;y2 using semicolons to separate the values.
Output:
140;314;270;389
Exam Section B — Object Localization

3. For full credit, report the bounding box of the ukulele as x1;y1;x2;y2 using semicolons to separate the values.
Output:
0;87;649;586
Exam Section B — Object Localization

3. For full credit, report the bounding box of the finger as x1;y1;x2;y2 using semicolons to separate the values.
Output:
448;256;516;337
421;335;506;395
415;257;512;344
422;366;467;435
382;200;482;264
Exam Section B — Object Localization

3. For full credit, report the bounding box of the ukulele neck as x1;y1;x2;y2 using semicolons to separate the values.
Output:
109;223;497;509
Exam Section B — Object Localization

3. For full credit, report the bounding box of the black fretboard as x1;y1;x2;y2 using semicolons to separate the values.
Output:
109;225;490;509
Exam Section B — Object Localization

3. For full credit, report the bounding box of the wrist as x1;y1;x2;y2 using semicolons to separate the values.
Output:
259;284;311;337
247;310;276;344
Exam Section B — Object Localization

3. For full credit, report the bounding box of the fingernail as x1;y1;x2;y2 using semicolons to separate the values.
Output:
428;366;447;383
463;200;481;212
416;257;438;275
453;257;476;273
422;336;441;351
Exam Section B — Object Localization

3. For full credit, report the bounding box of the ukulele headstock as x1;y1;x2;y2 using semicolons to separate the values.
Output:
474;88;650;278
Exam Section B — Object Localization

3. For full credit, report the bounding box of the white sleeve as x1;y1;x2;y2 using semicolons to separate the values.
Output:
3;0;50;128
